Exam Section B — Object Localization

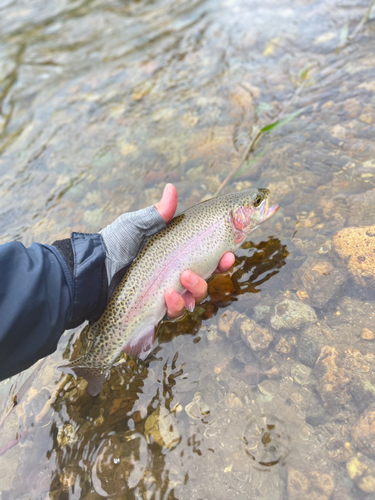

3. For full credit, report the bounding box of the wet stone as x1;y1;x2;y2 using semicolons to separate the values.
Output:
239;316;273;355
218;310;240;338
56;423;77;448
238;363;265;386
275;337;291;354
333;225;375;288
347;189;375;227
185;392;210;420
305;396;330;427
291;363;314;387
352;410;375;458
300;260;346;308
314;346;350;414
362;328;375;341
298;332;321;368
347;453;375;493
288;468;335;500
270;298;317;331
144;406;180;448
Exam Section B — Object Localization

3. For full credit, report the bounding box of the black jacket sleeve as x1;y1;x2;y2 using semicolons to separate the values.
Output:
0;233;106;382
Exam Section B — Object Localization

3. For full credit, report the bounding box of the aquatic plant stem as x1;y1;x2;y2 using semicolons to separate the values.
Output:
214;126;261;197
349;0;375;39
214;80;307;197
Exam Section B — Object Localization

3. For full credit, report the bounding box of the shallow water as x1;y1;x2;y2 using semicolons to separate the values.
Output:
1;0;375;498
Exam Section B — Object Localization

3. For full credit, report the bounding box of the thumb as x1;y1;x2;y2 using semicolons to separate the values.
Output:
154;183;178;223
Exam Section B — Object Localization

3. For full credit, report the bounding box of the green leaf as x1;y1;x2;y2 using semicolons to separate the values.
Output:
260;107;306;134
340;25;349;44
299;64;310;81
234;147;268;179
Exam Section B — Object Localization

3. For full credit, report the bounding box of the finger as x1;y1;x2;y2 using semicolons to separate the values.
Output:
154;183;177;223
215;252;235;273
181;271;208;302
165;288;186;319
182;291;195;313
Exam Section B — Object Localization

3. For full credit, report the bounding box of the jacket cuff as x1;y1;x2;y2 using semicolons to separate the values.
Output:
52;233;108;328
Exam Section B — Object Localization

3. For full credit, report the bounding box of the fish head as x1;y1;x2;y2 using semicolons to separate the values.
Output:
229;188;279;240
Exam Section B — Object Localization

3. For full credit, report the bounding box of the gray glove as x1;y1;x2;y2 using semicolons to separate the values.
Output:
99;205;166;291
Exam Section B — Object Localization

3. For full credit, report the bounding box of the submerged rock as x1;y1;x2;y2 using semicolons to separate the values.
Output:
238;363;266;386
352;410;375;458
300;260;346;308
239;317;273;355
270;298;317;331
185;392;210;420
144;406;180;448
314;346;350;413
347;453;375;493
297;331;321;368
315;347;375;414
347;189;375;227
287;468;335;500
333;225;375;287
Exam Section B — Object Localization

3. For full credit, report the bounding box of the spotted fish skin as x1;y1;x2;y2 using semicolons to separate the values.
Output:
59;188;278;395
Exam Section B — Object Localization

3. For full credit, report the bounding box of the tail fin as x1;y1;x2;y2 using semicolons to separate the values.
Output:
58;358;108;396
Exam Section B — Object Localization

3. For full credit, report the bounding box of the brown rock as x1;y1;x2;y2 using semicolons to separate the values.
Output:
310;471;335;497
218;310;240;337
333;225;375;287
144;406;180;448
362;328;375;341
288;468;335;500
314;346;350;412
347;453;375;493
275;337;291;354
288;468;310;500
352;410;375;457
239;317;273;354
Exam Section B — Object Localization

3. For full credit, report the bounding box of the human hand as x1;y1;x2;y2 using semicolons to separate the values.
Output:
155;184;235;319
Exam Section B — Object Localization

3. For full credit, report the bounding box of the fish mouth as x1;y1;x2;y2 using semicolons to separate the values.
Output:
260;197;279;222
264;204;279;221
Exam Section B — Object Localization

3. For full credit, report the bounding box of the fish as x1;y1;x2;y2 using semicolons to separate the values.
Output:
58;188;279;396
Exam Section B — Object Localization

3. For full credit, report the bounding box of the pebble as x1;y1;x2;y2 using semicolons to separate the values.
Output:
144;406;180;448
297;332;321;368
270;298;317;331
333;225;375;287
185;392;210;420
351;410;375;457
347;453;375;493
275;337;291;354
362;328;375;341
239;317;273;354
314;346;350;413
291;363;313;386
288;468;335;500
300;260;346;308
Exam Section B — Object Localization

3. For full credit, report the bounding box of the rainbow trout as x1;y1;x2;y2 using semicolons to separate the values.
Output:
59;188;278;395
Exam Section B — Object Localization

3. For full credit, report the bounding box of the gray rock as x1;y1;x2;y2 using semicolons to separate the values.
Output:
300;260;347;308
270;299;317;331
298;333;321;368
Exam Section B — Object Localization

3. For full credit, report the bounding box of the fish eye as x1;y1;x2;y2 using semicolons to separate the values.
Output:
252;194;263;207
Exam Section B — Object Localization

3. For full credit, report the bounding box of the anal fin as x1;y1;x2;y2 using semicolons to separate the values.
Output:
123;327;155;361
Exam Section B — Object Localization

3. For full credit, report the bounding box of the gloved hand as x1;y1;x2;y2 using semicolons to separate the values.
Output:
100;184;235;318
